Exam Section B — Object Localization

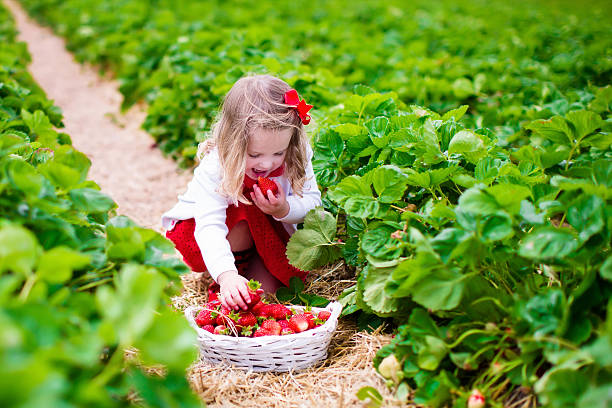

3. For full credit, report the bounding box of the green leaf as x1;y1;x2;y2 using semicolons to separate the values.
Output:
327;175;371;205
601;256;612;281
356;386;383;408
393;257;465;311
535;369;588;408
417;336;448;371
37;247;90;284
565;110;603;140
519;227;578;260
525;116;572;145
0;224;40;276
566;194;604;243
452;78;474;99
96;265;168;345
69;188;116;213
361;224;401;259
358;265;404;316
588;85;612;113
5;158;43;196
365;116;390;148
441;105;468;121
372;165;409;203
134;309;198;370
577;384;612;408
38;161;82;189
448;130;486;163
457;185;499;216
286;207;341;270
486;183;532;215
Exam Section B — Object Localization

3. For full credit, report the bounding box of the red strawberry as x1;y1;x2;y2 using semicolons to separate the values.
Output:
201;324;215;333
268;304;291;320
277;320;290;330
235;312;257;328
318;311;331;321
251;301;267;316
215;306;231;325
253;328;271;337
261;320;282;335
303;312;316;329
289;314;309;333
257;176;278;195
246;280;263;305
195;309;218;327
214;325;229;335
281;328;294;335
259;304;275;318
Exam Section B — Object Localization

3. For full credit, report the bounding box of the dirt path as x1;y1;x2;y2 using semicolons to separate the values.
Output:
5;0;191;231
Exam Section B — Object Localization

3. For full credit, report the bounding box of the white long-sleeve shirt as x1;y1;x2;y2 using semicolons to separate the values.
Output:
161;147;321;281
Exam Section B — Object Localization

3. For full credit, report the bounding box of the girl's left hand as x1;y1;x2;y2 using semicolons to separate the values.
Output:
250;183;289;219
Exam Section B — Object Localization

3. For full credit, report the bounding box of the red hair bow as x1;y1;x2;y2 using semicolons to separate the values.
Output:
284;89;313;125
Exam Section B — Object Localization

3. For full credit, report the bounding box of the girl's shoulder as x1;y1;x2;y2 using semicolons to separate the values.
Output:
194;148;222;180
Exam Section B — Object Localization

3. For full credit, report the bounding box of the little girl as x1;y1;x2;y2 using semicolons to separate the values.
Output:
162;75;321;311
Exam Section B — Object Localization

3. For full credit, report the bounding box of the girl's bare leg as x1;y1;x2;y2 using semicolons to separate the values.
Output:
243;253;284;293
225;220;284;292
226;220;253;252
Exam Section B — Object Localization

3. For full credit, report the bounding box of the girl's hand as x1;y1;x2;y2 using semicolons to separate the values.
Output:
217;270;251;310
250;183;289;219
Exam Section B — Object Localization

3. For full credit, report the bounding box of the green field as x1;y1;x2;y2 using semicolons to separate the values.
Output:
5;0;612;406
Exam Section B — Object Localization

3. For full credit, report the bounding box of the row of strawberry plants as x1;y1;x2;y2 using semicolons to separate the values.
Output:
17;0;612;165
286;85;611;406
0;6;199;406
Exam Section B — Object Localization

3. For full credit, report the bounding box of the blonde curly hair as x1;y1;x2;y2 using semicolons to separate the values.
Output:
198;74;310;205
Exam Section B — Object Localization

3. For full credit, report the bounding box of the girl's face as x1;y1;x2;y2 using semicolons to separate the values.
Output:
245;127;293;179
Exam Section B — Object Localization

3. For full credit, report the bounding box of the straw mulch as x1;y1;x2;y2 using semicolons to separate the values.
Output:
172;263;408;408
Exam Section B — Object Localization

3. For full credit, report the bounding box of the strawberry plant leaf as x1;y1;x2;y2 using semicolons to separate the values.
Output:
286;207;341;270
519;227;579;260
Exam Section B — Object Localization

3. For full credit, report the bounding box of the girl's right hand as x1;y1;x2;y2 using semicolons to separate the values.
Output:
217;270;251;310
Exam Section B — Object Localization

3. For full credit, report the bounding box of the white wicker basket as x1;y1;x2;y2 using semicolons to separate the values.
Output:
185;301;342;372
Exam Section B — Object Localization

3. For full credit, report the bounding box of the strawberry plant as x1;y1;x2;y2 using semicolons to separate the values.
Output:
0;6;199;406
287;86;611;405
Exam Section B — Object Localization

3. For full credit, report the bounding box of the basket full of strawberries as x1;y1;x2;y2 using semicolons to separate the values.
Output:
184;280;342;372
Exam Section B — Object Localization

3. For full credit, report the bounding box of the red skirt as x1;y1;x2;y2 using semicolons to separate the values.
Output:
165;201;307;286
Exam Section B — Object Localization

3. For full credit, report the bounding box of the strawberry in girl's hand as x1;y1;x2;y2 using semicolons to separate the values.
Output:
257;177;278;195
246;279;263;305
